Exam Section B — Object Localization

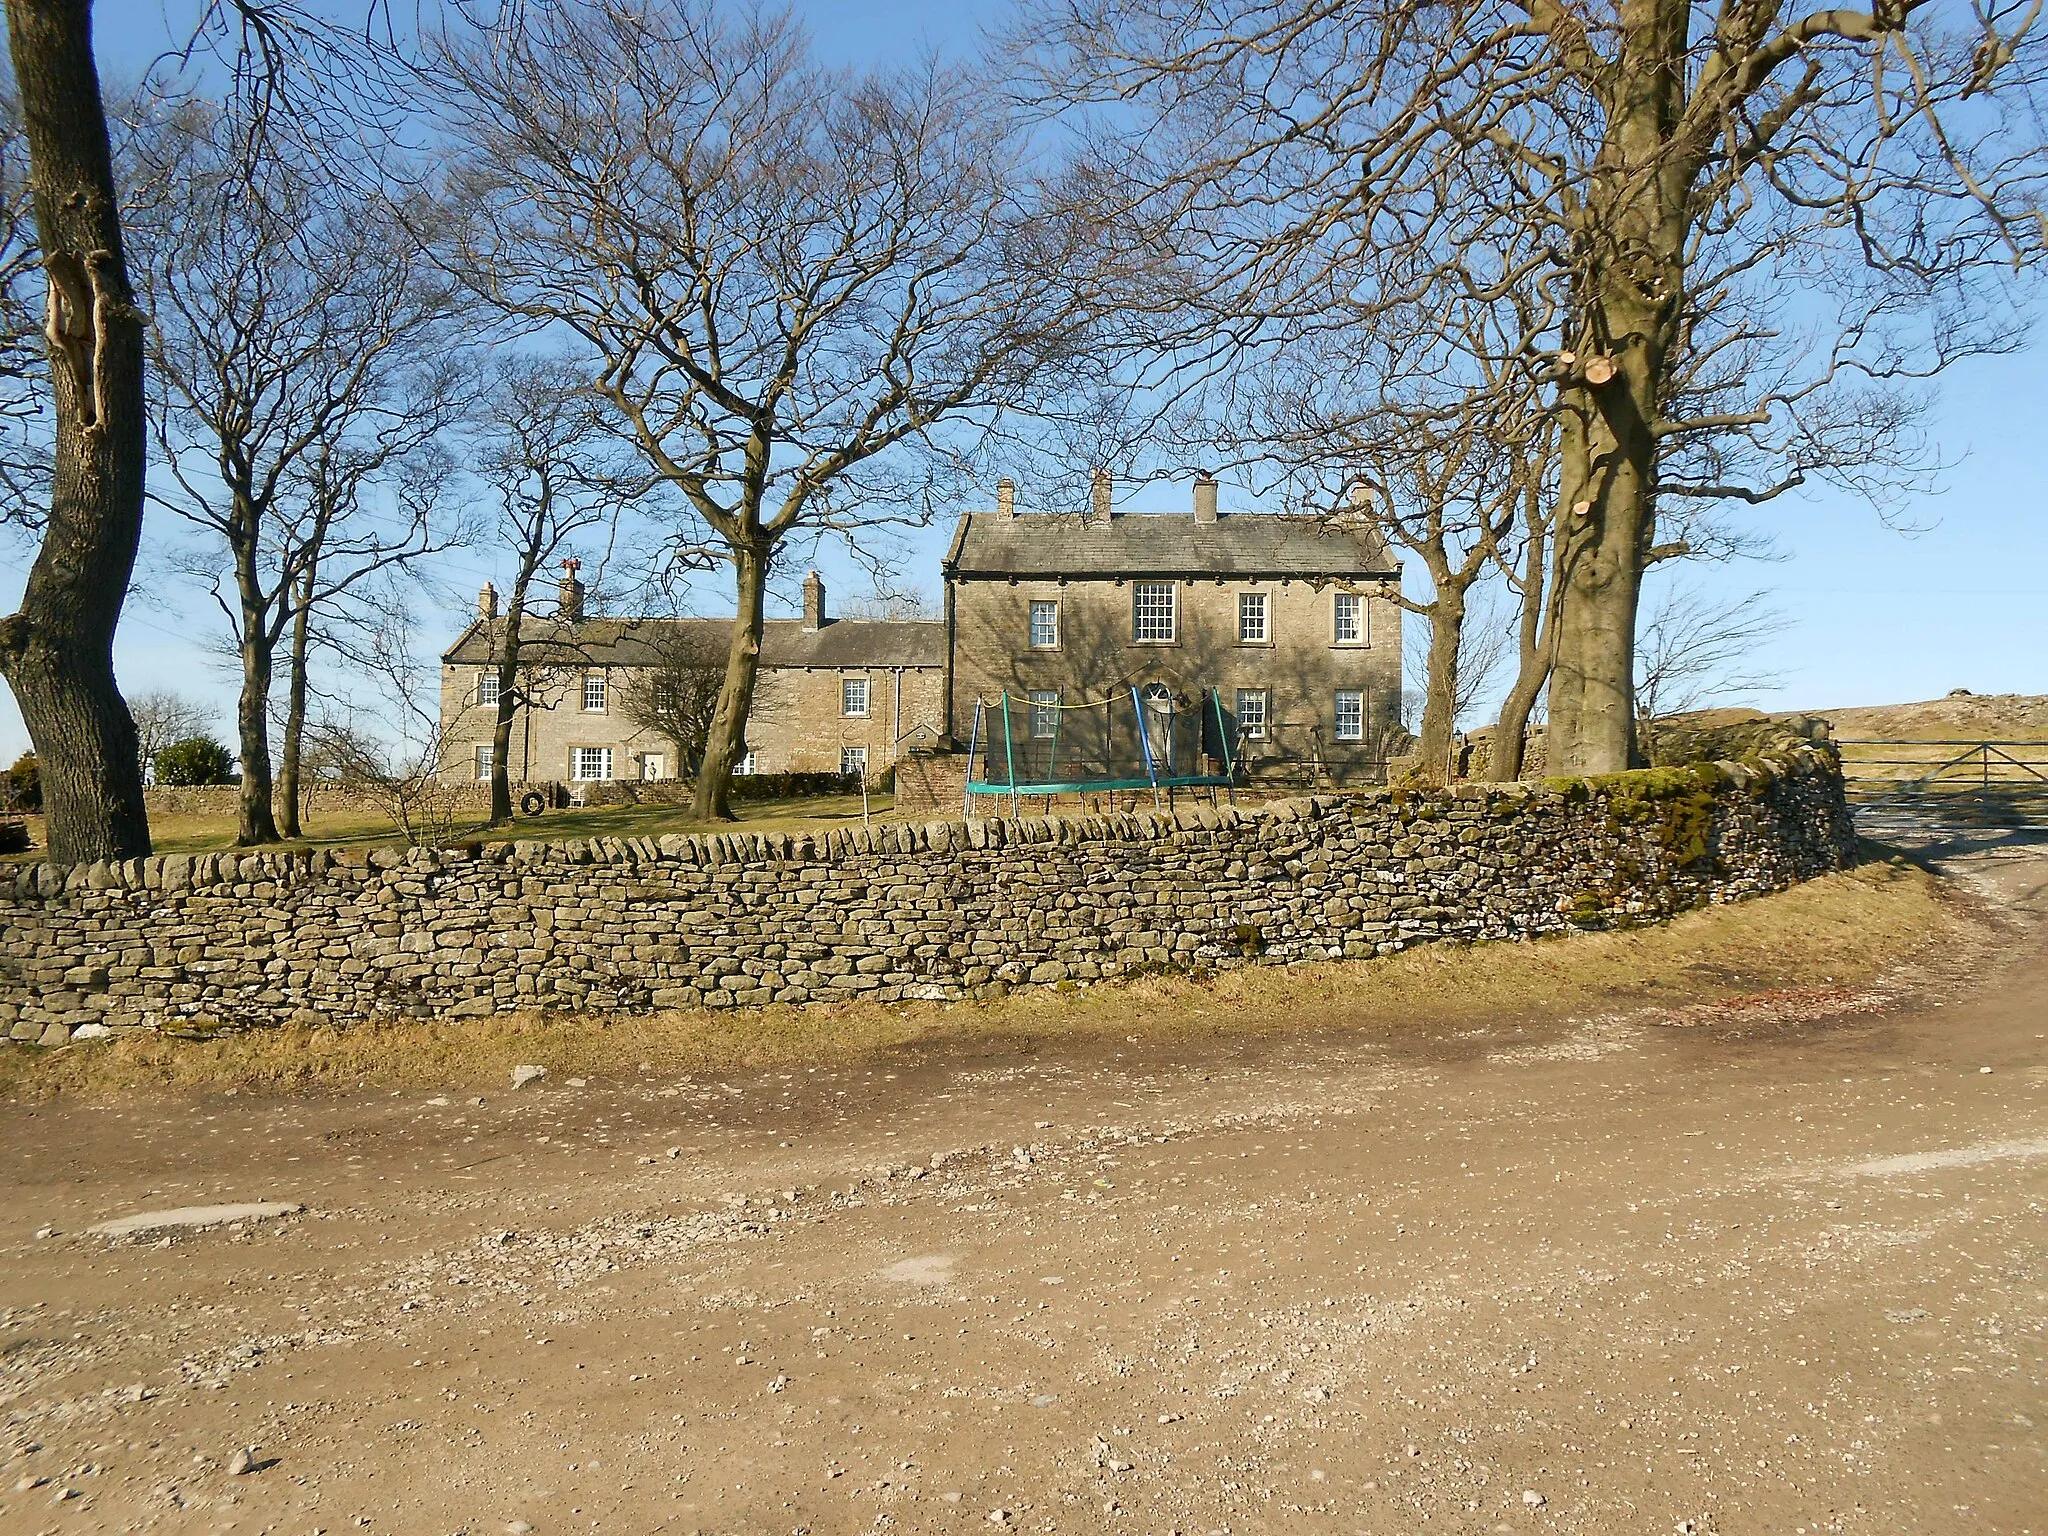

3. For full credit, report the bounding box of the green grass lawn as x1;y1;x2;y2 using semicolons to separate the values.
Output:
3;792;899;863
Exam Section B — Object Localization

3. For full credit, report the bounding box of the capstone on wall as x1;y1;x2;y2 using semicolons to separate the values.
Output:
0;749;1857;1046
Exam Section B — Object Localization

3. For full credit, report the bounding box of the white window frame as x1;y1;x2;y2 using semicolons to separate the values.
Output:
1334;690;1365;742
1028;599;1060;650
640;752;665;781
1234;688;1269;740
734;751;757;777
1238;591;1269;644
1028;689;1060;739
1333;591;1366;645
840;745;869;778
477;670;501;706
842;675;870;717
474;744;496;781
1132;581;1177;643
571;746;613;781
582;672;607;712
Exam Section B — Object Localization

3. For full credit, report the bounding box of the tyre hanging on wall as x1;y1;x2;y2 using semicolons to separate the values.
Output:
519;790;547;816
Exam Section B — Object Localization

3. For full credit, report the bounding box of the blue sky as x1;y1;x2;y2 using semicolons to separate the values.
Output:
1;0;2042;765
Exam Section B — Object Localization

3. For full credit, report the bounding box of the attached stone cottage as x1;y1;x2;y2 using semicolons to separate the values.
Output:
438;567;945;785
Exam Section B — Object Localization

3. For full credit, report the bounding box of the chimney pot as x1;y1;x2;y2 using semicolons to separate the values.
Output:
996;477;1015;519
556;559;585;622
1193;473;1218;524
802;569;826;631
479;581;498;621
1089;468;1112;528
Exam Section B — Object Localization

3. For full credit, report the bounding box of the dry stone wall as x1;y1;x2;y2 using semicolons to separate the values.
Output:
1;748;1856;1046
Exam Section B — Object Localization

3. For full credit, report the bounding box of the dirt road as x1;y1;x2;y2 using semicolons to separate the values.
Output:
3;833;2043;1535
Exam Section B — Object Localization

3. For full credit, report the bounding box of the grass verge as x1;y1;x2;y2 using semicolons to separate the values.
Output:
0;849;1965;1101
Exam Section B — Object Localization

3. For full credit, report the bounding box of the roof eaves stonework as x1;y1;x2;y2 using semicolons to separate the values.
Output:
942;510;1399;581
442;616;945;670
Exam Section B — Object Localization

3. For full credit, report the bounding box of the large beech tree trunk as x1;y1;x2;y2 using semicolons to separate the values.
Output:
0;0;151;862
692;543;768;822
1544;14;1685;778
1546;376;1657;777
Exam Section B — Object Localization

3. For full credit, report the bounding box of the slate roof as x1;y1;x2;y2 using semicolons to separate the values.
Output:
945;510;1397;580
441;615;944;670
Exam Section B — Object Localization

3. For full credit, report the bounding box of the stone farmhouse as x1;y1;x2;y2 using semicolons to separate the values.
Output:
438;473;1402;789
945;472;1403;785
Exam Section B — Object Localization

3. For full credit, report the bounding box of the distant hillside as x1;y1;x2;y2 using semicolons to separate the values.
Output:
1821;693;2048;740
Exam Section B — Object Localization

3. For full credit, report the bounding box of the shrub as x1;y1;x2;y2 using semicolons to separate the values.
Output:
4;752;37;812
0;819;30;853
156;735;237;786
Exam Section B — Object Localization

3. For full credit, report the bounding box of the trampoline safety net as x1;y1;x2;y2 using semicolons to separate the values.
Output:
966;687;1238;801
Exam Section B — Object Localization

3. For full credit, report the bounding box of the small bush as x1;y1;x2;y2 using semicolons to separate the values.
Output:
4;751;37;812
0;819;30;853
156;735;237;786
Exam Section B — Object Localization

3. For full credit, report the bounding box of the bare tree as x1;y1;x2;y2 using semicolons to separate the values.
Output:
304;599;469;847
1633;581;1790;761
613;624;730;782
468;363;632;825
0;0;152;861
430;0;1112;819
270;440;465;837
127;687;213;783
127;92;469;845
1016;0;2047;775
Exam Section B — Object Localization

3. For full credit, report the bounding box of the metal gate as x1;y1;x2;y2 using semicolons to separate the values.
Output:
1836;740;2048;831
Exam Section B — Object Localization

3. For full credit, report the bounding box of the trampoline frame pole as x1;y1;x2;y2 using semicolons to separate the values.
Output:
1000;691;1020;818
1133;685;1163;810
963;699;984;820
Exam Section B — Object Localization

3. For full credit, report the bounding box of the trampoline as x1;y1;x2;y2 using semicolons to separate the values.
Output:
963;685;1240;815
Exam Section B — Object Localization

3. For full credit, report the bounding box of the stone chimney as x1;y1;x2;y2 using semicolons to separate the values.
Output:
556;558;585;622
479;581;498;621
1088;468;1113;528
802;569;826;631
1193;473;1218;524
996;477;1015;519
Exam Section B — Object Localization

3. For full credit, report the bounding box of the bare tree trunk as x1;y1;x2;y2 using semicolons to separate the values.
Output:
274;562;314;839
692;543;768;822
0;0;150;863
1490;482;1566;783
235;625;280;844
231;525;281;843
1415;581;1467;780
486;573;532;827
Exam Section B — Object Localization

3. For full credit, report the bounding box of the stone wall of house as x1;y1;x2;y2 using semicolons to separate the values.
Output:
0;747;1856;1046
145;784;500;819
438;660;946;786
949;575;1405;785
